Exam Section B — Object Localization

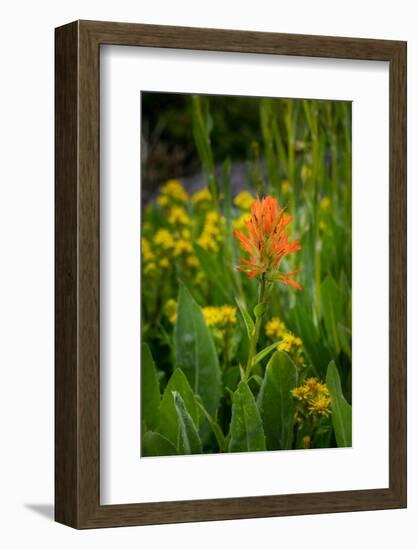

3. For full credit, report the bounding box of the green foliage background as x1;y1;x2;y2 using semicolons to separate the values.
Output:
141;93;352;456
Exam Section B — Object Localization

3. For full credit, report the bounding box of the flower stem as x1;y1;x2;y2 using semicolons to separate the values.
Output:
244;275;267;382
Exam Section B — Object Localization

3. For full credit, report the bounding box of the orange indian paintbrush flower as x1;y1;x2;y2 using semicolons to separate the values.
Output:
233;195;302;290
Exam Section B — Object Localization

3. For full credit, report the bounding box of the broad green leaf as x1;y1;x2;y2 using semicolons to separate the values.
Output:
252;340;281;367
175;282;222;415
228;382;266;452
158;368;199;446
142;431;177;457
222;365;240;393
173;391;202;455
235;297;255;341
326;360;352;447
141;343;160;431
257;351;297;450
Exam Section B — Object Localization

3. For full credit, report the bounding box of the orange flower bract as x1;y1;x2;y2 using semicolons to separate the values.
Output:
233;196;302;290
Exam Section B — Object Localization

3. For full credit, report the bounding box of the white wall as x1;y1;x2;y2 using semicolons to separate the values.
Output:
0;1;415;547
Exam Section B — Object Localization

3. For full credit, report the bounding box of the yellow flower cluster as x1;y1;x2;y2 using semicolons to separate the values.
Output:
142;237;157;275
191;186;212;207
168;206;190;226
278;332;303;353
157;179;189;206
234;191;255;210
202;305;237;329
232;213;250;233
154;229;175;250
265;317;287;339
291;377;331;417
144;227;198;275
164;299;177;323
174;238;193;257
148;180;200;273
265;317;304;364
197;210;225;252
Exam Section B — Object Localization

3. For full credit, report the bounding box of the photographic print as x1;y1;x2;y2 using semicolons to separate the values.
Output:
140;92;352;457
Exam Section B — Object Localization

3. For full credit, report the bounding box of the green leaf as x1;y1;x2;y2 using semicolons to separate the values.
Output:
141;343;160;431
194;244;232;303
222;365;240;393
338;322;352;361
257;351;297;450
142;431;177;457
195;398;227;452
175;282;222;415
321;275;346;354
158;368;199;446
253;302;266;319
228;382;266;452
172;391;202;454
235;296;255;340
326;360;352;447
252;341;281;367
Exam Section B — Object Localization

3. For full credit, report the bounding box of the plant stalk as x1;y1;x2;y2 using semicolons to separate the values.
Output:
244;275;267;382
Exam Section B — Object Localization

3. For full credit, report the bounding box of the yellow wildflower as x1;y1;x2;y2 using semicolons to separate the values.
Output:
197;233;218;252
278;332;303;353
157;195;169;207
308;394;331;417
154;229;175;250
164;299;177;323
186;255;199;269
168;206;190;226
202;305;237;329
174;239;193;256
315;382;330;396
191;187;212;206
234;191;255;210
281;180;291;196
141;238;155;262
320;196;330;211
143;262;156;275
291;377;332;418
159;258;169;269
159;179;189;203
197;210;224;252
232;213;250;233
304;377;319;392
265;317;287;340
291;385;310;401
206;210;223;225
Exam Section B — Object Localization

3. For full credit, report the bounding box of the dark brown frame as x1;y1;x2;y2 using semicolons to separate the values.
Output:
55;20;407;529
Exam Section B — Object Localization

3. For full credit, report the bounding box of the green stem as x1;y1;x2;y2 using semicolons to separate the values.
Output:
223;328;230;369
244;275;267;382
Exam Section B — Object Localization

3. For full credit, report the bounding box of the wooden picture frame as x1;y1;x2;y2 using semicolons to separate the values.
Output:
55;20;407;529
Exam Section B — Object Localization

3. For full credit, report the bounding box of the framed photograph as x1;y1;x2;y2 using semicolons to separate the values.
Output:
55;20;406;528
